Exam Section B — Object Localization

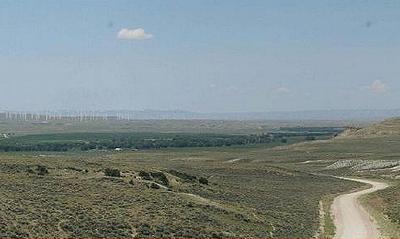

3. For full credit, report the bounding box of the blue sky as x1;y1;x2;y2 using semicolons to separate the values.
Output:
0;0;399;112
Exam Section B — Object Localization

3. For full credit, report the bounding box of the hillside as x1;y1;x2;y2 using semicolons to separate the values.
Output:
255;118;400;237
0;118;398;238
339;118;400;138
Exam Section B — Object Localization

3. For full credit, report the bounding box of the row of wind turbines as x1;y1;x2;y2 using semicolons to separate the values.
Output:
0;111;135;121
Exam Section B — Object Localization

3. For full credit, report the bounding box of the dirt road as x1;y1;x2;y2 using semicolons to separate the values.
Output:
332;177;388;238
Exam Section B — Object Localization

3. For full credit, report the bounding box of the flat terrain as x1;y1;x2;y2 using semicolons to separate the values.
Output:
0;118;356;135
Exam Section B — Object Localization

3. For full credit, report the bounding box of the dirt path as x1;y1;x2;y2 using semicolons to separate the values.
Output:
226;158;243;163
332;177;388;239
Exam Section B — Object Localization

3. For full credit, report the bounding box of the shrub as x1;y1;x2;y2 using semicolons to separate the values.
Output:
168;169;197;182
150;183;160;189
199;177;208;185
139;171;152;180
137;223;152;236
66;166;82;172
36;165;48;175
150;171;169;186
104;168;121;177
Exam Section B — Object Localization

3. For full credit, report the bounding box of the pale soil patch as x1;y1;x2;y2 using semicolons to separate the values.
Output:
226;158;243;163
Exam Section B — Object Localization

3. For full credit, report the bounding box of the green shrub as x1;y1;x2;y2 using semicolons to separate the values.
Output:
137;223;152;236
199;177;208;185
104;168;121;177
139;171;152;180
26;168;35;174
168;170;197;182
66;166;82;172
150;183;160;189
150;172;169;186
36;165;48;175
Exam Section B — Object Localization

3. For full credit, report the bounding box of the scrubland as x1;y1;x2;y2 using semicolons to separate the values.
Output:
0;118;399;237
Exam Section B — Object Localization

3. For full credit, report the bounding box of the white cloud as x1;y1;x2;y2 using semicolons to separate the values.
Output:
275;87;291;94
117;28;153;40
369;80;387;94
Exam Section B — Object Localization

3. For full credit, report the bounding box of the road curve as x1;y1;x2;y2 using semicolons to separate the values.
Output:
332;177;388;239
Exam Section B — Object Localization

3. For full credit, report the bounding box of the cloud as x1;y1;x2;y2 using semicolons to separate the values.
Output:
117;28;153;40
369;80;387;94
275;87;291;94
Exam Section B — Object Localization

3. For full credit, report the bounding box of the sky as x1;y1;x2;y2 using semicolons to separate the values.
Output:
0;0;399;112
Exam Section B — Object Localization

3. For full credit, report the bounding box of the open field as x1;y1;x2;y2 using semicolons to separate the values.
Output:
0;118;358;135
3;1;399;238
0;149;361;238
0;118;399;237
0;128;341;152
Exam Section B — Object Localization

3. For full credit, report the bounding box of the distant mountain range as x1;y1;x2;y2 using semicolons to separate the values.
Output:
130;109;400;121
2;109;399;121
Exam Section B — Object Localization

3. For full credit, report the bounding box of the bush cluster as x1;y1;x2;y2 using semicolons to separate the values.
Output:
104;168;121;177
36;165;48;175
199;177;209;185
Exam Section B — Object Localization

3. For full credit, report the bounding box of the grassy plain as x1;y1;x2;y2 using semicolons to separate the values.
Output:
0;118;356;135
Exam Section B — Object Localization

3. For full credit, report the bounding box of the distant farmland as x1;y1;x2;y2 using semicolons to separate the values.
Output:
0;126;342;152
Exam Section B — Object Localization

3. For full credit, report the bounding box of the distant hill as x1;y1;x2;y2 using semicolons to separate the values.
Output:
339;117;400;138
114;109;400;121
2;109;400;121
